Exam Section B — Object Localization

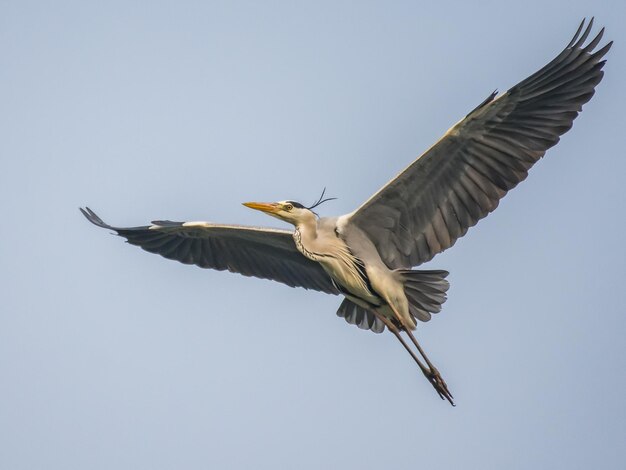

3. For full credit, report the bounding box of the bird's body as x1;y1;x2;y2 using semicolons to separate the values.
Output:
294;215;384;310
82;20;611;405
247;202;450;333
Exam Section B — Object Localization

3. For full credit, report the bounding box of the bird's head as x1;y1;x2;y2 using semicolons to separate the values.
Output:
243;200;316;226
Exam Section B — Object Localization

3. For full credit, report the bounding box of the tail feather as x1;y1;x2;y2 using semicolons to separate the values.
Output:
404;283;447;304
405;290;444;313
336;299;385;334
399;269;450;323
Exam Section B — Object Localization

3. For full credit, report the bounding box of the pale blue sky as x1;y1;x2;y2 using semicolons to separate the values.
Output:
1;1;625;469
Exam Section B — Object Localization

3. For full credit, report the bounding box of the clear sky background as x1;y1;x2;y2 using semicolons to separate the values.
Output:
1;1;625;469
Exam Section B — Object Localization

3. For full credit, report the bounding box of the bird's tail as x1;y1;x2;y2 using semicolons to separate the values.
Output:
398;269;450;323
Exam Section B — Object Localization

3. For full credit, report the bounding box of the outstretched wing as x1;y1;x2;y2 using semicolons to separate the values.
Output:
348;19;612;269
81;207;339;294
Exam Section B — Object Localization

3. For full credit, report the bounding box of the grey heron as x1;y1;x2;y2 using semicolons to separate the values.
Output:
82;19;611;405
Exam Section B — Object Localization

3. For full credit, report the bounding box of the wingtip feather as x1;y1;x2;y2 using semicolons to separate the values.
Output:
566;18;586;48
572;17;594;49
80;206;113;229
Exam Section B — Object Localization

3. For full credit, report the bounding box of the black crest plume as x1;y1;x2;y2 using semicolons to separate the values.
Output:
306;187;337;212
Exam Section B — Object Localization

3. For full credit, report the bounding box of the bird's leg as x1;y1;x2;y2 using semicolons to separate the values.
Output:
404;327;454;405
376;315;429;373
374;313;454;405
380;302;454;405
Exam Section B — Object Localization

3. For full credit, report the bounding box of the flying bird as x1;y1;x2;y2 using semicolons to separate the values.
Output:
82;19;611;405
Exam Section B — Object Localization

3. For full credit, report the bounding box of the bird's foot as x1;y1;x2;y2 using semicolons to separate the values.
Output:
424;367;455;406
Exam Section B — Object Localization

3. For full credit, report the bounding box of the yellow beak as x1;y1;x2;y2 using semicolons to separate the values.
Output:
242;201;280;214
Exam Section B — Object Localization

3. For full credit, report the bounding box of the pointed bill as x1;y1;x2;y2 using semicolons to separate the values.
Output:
242;202;280;214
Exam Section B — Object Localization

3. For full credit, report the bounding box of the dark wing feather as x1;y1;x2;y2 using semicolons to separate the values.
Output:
81;207;339;294
348;19;611;269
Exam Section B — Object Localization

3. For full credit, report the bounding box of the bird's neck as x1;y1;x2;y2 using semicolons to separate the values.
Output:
295;216;318;242
293;214;319;260
293;215;321;260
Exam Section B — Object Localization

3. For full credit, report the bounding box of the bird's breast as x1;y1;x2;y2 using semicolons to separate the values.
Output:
293;228;381;306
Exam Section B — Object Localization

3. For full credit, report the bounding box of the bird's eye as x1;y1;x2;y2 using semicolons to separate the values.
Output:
285;204;294;211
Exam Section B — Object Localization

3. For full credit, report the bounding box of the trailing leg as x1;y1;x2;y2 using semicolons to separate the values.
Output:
404;327;454;405
374;312;454;405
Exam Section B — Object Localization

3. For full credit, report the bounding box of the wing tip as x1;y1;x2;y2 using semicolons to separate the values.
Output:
79;207;114;230
567;18;590;49
567;17;611;54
